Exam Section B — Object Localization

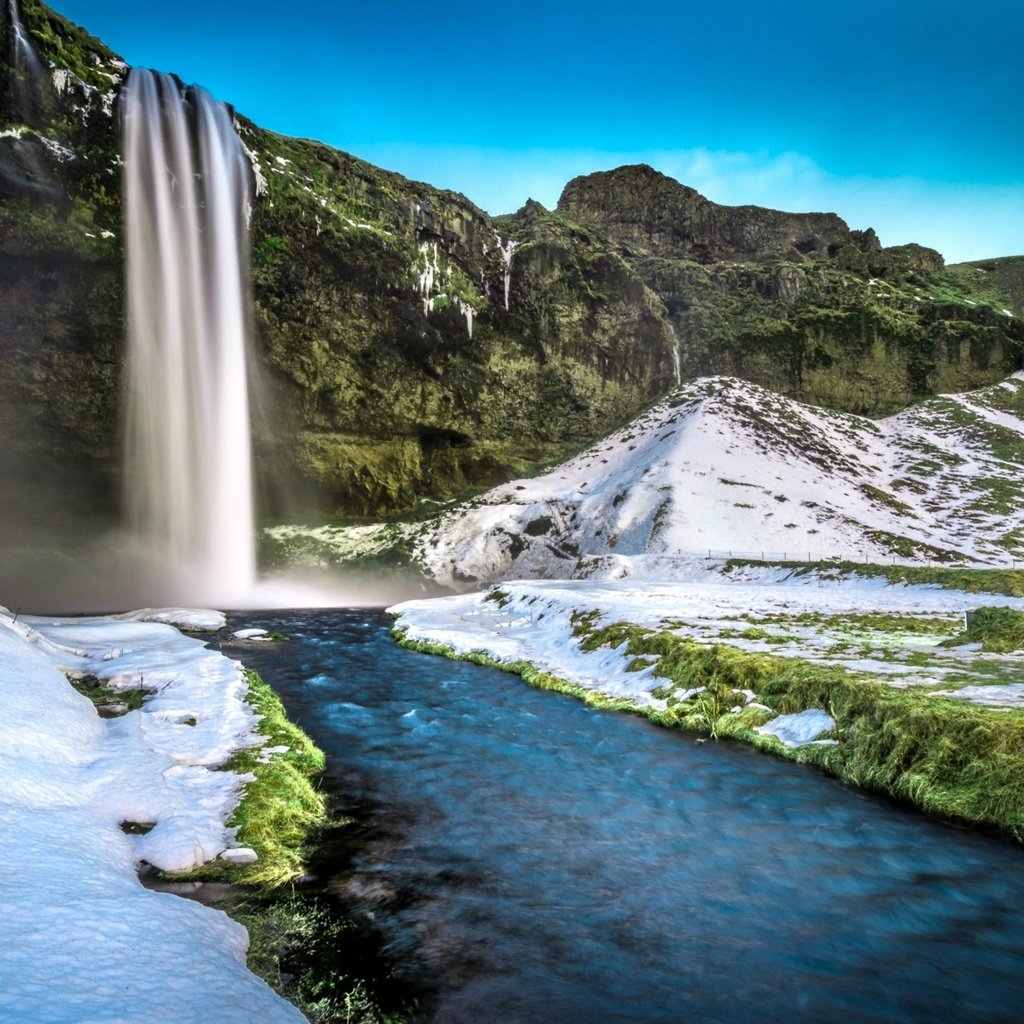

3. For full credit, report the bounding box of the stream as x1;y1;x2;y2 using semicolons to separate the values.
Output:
230;609;1024;1023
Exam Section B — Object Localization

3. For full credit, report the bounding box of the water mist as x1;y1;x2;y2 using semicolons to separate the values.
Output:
121;68;257;604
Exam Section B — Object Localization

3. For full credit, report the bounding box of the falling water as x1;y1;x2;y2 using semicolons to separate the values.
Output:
668;322;681;386
6;0;48;125
496;232;517;311
7;0;43;86
121;68;257;602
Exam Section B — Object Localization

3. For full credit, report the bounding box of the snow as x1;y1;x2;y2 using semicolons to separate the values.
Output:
0;607;304;1023
373;373;1024;586
755;709;836;747
930;683;1024;707
114;606;226;631
391;568;1024;740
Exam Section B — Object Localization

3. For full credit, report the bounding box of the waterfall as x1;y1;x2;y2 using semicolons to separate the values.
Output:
6;0;47;121
121;68;257;602
7;0;43;84
668;323;681;386
496;233;517;311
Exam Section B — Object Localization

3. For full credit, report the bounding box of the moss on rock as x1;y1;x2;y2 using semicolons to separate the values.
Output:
1;4;1021;529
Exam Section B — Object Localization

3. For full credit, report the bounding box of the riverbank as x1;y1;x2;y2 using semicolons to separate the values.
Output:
391;569;1024;840
0;605;318;1022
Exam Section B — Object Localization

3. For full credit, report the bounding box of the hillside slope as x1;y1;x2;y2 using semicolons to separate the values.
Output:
355;373;1024;586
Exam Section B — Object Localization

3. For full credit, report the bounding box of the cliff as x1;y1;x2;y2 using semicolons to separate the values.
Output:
1;0;1021;535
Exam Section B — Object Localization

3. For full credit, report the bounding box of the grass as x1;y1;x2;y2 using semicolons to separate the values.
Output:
164;669;327;888
68;674;149;716
942;606;1024;653
744;610;957;635
161;673;414;1021
859;483;918;517
226;892;415;1024
394;618;1024;841
581;620;1024;837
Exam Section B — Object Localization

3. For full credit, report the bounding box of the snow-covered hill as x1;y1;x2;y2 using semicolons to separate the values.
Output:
266;372;1024;588
399;373;1024;586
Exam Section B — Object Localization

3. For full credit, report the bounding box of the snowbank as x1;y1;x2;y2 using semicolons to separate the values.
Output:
391;573;1024;726
0;608;304;1023
397;374;1024;585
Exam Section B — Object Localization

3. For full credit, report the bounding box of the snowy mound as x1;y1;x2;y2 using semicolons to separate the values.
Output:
409;373;1024;586
0;609;303;1022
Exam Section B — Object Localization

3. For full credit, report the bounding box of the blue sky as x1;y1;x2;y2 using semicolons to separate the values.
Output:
54;0;1022;262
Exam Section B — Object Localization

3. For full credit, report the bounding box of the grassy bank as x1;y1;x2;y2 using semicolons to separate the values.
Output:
164;667;328;888
393;621;1024;842
75;649;411;1021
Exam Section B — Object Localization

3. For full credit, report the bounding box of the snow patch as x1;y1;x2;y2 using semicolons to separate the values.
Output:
397;373;1024;587
755;709;836;747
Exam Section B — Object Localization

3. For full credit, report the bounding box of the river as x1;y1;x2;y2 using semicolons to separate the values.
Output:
231;609;1024;1023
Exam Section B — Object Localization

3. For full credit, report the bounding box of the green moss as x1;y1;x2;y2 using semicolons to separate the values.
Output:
859;483;917;517
750;610;957;636
67;674;148;716
715;626;798;644
165;669;327;888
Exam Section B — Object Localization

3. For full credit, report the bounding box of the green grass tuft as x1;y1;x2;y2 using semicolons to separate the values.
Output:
228;893;415;1023
68;674;149;716
942;606;1024;653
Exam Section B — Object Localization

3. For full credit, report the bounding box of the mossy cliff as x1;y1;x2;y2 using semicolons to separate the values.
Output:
0;0;124;532
1;2;1021;528
242;128;669;517
555;165;1024;415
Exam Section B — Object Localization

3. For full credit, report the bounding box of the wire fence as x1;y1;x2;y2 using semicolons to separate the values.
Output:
596;549;1020;570
699;548;1023;569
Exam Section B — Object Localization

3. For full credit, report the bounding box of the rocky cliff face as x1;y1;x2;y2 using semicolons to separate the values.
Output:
242;131;671;518
1;1;1021;534
554;165;1022;414
556;164;853;263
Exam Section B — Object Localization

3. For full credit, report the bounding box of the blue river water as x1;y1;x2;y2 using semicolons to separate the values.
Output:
232;609;1024;1023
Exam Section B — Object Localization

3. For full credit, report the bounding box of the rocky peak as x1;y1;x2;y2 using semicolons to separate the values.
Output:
556;163;853;264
